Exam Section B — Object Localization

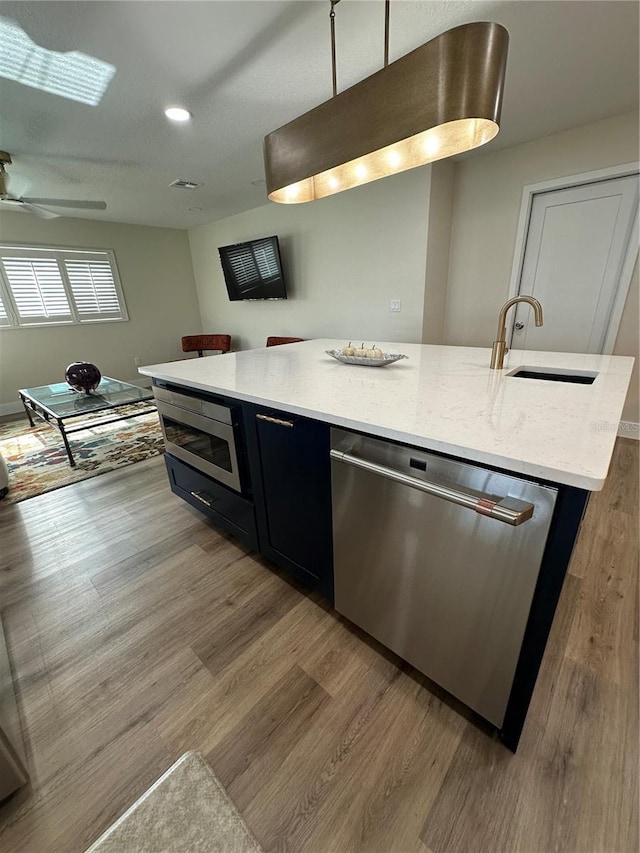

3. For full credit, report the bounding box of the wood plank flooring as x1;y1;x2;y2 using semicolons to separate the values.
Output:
0;441;637;853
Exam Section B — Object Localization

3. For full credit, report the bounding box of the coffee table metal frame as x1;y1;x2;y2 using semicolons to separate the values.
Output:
18;377;156;468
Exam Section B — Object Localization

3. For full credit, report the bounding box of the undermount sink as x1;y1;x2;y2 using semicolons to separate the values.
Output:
507;366;597;385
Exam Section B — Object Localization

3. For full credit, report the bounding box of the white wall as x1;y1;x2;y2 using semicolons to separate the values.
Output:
0;212;200;413
422;161;454;345
443;110;639;423
188;168;431;351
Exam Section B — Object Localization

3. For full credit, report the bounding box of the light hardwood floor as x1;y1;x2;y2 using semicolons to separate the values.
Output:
0;441;637;853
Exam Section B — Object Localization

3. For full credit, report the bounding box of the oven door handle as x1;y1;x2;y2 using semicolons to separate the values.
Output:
154;386;233;424
155;399;234;441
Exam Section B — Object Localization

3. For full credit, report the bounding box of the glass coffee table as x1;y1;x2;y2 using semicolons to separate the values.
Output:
18;377;156;467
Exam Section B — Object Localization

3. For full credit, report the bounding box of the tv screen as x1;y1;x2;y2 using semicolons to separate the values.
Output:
218;236;287;301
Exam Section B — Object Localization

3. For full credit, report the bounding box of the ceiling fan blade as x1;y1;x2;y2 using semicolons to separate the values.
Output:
20;202;60;219
19;198;107;210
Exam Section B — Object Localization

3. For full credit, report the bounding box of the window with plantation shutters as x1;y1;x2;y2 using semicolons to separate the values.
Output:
0;256;71;322
0;244;127;327
64;258;122;319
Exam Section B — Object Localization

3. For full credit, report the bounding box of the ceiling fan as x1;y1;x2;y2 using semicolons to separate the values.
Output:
0;151;107;219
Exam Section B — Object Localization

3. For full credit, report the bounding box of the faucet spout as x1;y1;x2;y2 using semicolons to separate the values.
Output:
490;296;544;370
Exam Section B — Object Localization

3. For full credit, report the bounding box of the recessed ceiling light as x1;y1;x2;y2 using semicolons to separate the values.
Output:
250;178;266;187
187;207;202;212
164;107;191;122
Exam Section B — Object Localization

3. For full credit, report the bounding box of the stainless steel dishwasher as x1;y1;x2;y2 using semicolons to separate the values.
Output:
330;428;558;728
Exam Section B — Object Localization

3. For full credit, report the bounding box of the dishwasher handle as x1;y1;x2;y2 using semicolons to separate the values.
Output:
330;449;534;526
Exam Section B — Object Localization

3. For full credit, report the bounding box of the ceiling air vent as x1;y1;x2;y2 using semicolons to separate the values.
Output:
169;179;202;189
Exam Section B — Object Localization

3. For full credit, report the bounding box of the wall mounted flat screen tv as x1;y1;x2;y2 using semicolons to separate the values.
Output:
219;235;287;301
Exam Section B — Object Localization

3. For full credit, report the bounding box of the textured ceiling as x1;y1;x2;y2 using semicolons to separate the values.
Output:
0;0;638;230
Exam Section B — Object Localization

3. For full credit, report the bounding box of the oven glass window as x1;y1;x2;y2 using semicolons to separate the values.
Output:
163;417;233;472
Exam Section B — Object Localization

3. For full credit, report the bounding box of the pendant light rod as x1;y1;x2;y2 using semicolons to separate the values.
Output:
384;0;390;67
330;0;341;97
332;0;389;94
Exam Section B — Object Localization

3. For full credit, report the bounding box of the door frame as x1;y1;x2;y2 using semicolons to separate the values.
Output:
506;162;639;353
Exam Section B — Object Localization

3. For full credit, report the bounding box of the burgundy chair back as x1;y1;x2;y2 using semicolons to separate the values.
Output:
181;334;232;357
266;336;305;347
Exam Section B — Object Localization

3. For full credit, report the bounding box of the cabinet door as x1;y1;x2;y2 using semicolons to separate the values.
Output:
245;405;333;602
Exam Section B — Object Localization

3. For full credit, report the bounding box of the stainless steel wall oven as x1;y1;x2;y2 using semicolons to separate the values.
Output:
153;380;243;493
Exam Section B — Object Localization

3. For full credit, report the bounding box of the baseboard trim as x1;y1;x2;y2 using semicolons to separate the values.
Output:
619;421;639;440
0;401;22;417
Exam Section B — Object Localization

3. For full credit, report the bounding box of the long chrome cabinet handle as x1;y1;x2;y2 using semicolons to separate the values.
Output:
256;413;294;428
330;449;534;526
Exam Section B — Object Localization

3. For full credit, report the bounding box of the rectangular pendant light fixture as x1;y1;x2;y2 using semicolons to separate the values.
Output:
264;21;509;203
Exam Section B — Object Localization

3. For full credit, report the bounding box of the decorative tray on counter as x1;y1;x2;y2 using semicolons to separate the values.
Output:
326;350;409;367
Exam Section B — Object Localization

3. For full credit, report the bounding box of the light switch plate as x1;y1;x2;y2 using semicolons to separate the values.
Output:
390;299;401;312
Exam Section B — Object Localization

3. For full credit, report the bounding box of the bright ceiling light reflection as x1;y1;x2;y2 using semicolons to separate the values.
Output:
164;107;192;122
355;164;367;179
0;18;115;106
387;151;401;168
328;176;339;189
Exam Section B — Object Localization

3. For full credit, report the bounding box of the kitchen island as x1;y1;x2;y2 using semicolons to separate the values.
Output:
142;340;633;490
140;340;633;750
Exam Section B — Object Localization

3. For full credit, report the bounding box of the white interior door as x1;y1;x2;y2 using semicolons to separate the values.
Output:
512;174;639;353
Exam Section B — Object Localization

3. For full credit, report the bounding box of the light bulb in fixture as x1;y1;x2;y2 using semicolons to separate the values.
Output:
355;164;367;180
387;151;401;168
165;107;191;122
424;136;440;156
328;176;339;189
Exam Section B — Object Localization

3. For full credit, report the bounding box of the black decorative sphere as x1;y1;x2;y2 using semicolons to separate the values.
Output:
65;361;102;393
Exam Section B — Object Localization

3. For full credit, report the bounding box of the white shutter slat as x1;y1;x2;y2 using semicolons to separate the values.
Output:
1;257;71;319
64;259;122;316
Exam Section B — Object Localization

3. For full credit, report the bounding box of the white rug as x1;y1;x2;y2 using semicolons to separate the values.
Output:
85;752;263;853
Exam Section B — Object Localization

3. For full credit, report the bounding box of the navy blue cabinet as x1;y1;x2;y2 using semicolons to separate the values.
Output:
244;404;334;602
164;453;258;551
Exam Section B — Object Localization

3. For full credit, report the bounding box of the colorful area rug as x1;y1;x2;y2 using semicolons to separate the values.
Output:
0;409;164;504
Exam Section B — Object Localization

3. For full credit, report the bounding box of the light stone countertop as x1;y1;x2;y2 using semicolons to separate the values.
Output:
139;340;635;491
